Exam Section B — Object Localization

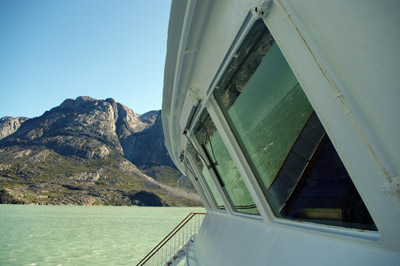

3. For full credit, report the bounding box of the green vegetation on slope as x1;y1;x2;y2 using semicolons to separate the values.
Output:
0;146;200;206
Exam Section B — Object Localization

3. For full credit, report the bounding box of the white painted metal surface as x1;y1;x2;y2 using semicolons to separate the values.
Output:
162;0;400;265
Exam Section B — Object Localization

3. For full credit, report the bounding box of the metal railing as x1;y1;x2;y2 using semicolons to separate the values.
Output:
137;212;206;266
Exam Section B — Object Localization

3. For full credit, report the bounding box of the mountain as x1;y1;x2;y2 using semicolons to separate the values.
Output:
0;116;29;139
0;96;200;206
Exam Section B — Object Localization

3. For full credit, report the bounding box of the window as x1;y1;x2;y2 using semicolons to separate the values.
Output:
188;143;225;210
213;19;376;230
202;166;226;210
194;110;259;215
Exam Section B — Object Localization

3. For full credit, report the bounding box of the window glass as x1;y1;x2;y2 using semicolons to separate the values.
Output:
278;118;376;229
217;43;313;190
188;143;225;209
194;110;259;215
213;20;376;230
201;167;225;210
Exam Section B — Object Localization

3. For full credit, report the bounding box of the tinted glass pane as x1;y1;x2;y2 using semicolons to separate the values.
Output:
188;143;225;209
279;127;376;229
201;165;225;209
217;44;313;189
194;110;259;215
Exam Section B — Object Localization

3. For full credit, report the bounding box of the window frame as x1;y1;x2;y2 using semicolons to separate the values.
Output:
183;159;213;210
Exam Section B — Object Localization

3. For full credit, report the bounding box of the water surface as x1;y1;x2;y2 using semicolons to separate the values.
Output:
0;204;204;265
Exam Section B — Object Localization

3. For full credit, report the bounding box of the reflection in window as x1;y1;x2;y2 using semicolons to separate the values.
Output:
202;167;225;210
188;144;225;210
194;110;259;215
213;19;376;230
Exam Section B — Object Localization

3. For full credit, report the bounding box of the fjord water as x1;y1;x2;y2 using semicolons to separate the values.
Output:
0;205;205;265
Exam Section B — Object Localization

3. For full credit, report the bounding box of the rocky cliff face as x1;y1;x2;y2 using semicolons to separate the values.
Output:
0;116;29;140
0;96;200;206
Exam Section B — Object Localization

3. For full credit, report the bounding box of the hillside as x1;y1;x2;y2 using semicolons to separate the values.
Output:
0;96;200;206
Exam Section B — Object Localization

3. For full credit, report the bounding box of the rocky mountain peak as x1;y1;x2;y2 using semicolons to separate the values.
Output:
114;102;147;140
59;96;97;109
139;110;160;124
0;96;199;206
1;97;165;161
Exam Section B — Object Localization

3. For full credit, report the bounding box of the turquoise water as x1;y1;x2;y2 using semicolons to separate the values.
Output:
0;205;205;265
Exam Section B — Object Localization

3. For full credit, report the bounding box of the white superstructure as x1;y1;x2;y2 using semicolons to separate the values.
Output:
162;1;400;265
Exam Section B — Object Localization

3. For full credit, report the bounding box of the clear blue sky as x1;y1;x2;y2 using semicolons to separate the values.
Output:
0;0;171;118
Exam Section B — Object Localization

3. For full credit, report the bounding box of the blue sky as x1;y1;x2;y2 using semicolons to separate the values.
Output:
0;0;171;117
